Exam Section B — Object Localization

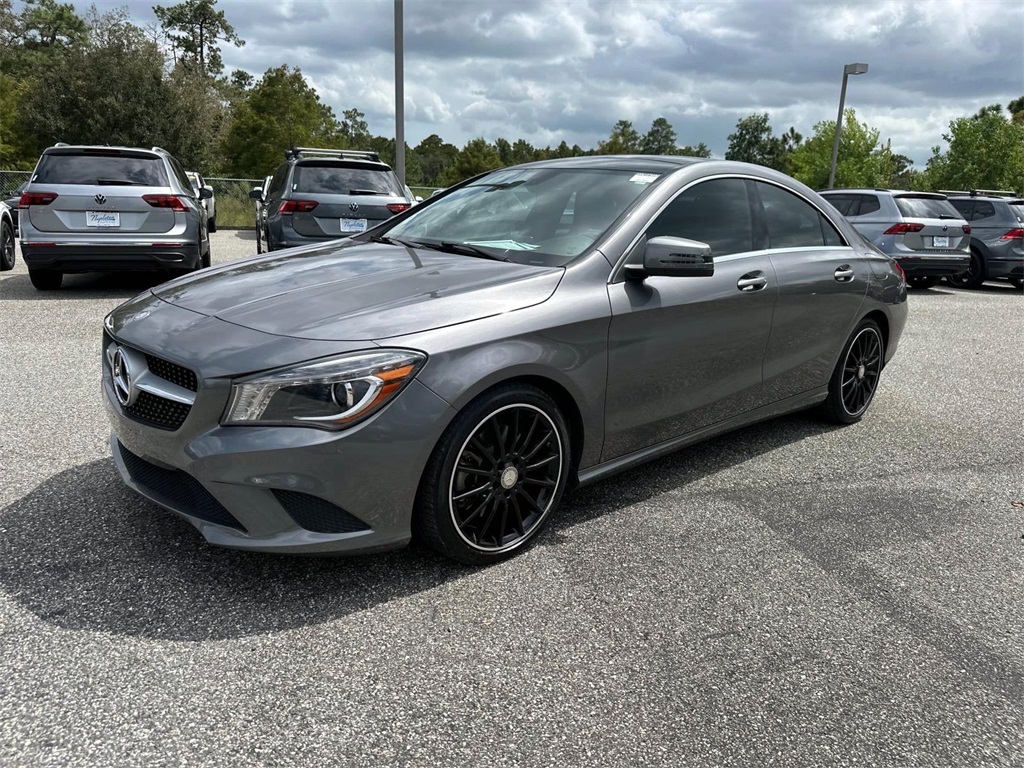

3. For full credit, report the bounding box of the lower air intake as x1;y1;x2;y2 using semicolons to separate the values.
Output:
272;489;371;534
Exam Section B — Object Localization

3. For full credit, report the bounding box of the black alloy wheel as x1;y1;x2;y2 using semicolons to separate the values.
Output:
416;384;570;565
821;319;884;425
0;219;14;271
907;276;939;289
947;251;985;288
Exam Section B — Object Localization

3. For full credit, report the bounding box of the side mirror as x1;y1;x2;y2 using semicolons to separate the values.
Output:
248;187;263;201
198;187;214;200
624;236;715;280
415;195;423;203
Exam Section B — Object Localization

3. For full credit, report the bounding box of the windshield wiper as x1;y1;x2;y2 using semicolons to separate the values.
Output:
440;241;510;261
368;234;416;247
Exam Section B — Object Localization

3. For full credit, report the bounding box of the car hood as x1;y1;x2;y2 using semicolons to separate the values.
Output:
152;241;564;341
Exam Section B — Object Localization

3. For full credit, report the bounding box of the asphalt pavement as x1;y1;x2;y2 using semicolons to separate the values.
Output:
1;231;1022;767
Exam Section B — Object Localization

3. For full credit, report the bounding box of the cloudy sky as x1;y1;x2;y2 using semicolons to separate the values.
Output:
71;0;1023;165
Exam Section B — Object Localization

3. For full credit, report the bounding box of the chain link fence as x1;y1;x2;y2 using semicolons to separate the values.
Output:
1;170;32;202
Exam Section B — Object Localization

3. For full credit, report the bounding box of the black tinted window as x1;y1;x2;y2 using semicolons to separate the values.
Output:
757;182;840;249
293;163;401;195
858;194;880;214
894;196;960;219
971;201;996;220
267;165;289;197
647;178;753;256
33;153;168;186
949;199;973;219
823;194;859;216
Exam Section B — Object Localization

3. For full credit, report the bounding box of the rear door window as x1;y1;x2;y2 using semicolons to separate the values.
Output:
757;182;845;249
949;199;973;219
857;194;881;214
293;163;402;195
970;201;996;220
823;194;859;216
32;152;168;186
893;195;960;219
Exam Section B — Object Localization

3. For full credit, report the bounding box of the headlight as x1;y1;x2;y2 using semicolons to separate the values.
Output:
223;349;426;430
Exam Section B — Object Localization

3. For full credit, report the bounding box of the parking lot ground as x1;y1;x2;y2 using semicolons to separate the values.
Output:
1;232;1022;767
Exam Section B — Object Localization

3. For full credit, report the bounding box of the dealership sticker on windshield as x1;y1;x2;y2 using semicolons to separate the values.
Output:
629;173;659;184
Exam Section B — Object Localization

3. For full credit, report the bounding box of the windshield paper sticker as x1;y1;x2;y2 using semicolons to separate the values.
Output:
629;173;659;184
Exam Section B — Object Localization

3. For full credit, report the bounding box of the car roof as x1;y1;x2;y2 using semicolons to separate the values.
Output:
515;155;706;173
42;144;166;158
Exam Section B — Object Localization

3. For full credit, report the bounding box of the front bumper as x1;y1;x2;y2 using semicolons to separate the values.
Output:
103;344;456;555
22;242;202;272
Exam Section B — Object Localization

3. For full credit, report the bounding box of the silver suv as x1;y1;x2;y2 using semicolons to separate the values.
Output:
820;189;970;289
19;144;212;291
945;193;1024;289
251;148;413;252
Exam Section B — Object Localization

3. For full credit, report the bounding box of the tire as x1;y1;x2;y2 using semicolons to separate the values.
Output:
201;247;211;269
208;216;217;234
907;276;939;289
1011;278;1024;291
414;384;571;565
256;227;263;254
820;319;885;425
947;250;986;289
28;268;63;291
0;219;14;271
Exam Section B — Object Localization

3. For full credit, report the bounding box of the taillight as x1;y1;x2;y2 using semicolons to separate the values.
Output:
891;260;906;283
19;192;58;207
386;203;411;214
883;222;924;235
143;194;188;212
1000;228;1024;240
962;224;971;234
278;200;318;215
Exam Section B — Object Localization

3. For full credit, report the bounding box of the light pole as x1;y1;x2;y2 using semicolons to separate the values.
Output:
827;62;868;189
394;0;405;185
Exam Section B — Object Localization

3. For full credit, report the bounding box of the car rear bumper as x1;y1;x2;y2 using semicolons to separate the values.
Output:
984;256;1024;280
21;242;201;272
894;253;970;277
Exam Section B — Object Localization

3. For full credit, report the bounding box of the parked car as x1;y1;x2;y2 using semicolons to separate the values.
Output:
249;147;414;252
3;181;26;235
819;189;970;289
19;144;212;290
103;155;907;564
945;193;1024;289
0;200;15;271
253;174;272;253
186;171;217;233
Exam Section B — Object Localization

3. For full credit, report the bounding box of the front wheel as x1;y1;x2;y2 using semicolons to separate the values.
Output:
28;268;63;290
208;215;217;233
820;319;885;425
907;276;939;289
415;384;570;565
1011;278;1023;291
0;220;14;271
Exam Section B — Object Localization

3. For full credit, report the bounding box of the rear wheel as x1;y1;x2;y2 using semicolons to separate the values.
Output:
415;384;570;565
907;276;939;289
208;215;217;233
0;219;14;271
820;319;885;425
947;251;986;288
28;268;63;290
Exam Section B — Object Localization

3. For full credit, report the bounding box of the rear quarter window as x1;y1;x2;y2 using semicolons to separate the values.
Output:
1009;202;1024;224
32;153;168;186
970;201;996;221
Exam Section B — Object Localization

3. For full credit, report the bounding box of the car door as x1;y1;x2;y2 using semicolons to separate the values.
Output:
603;177;778;460
753;180;870;402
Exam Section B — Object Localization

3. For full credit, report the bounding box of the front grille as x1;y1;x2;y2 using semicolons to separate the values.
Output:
145;354;198;392
272;489;371;534
118;442;245;531
124;390;191;431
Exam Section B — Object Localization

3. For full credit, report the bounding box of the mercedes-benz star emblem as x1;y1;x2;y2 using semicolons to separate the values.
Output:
348;203;359;212
111;348;136;407
95;194;107;205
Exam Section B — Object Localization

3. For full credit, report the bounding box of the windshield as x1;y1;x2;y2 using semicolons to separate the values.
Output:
33;153;168;186
378;167;660;267
293;163;402;195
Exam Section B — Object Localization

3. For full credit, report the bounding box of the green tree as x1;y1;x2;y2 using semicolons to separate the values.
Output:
678;142;712;158
725;113;802;170
789;109;893;189
641;117;677;154
222;65;340;177
152;0;243;77
598;120;641;154
339;108;371;148
414;133;459;186
510;138;536;165
925;105;1024;192
1008;96;1024;124
438;137;501;186
20;0;86;50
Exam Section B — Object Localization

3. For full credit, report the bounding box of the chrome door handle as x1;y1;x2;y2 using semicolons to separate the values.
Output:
834;265;855;282
737;274;768;292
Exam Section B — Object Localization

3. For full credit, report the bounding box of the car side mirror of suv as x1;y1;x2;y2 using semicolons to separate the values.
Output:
198;187;214;200
625;236;715;280
248;188;263;201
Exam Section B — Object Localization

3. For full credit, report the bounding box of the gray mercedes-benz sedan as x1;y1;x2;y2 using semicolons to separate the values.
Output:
103;156;908;564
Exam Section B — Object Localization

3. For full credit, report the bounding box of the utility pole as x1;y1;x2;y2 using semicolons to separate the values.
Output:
395;0;405;185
